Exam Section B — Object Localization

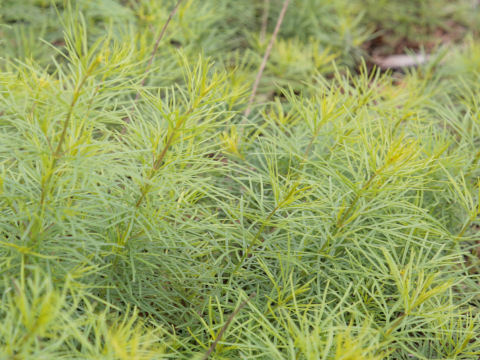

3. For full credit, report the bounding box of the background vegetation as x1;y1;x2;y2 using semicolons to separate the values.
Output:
0;0;479;358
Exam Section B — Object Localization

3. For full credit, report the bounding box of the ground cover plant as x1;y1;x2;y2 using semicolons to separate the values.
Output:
0;0;480;359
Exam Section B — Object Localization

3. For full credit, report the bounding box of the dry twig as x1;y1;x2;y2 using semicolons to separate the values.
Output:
124;0;183;123
244;0;290;117
260;0;270;43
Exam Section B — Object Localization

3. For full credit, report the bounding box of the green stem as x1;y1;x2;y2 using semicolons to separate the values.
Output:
117;108;193;249
230;123;323;277
335;169;380;229
384;312;407;337
30;65;96;245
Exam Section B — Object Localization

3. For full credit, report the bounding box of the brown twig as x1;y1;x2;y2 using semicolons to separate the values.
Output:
244;0;290;117
259;0;270;43
125;0;183;123
201;293;256;360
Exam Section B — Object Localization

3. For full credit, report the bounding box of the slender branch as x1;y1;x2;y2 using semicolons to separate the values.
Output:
124;0;183;123
30;63;97;246
54;68;94;157
464;149;480;179
39;66;95;213
115;0;186;250
456;207;479;240
384;312;407;337
118;102;197;249
133;118;184;208
259;0;270;43
201;293;256;360
335;170;380;229
231;205;279;276
230;119;324;277
244;0;290;117
457;222;471;240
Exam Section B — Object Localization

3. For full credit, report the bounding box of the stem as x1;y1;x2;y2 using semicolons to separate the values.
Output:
115;80;216;258
117;103;196;249
125;0;183;123
244;0;290;117
231;205;279;276
456;208;479;239
464;148;480;179
231;120;324;276
201;293;255;360
54;70;91;157
135;109;192;208
32;66;95;243
132;121;183;209
335;170;380;229
259;0;270;43
384;312;407;337
335;148;404;230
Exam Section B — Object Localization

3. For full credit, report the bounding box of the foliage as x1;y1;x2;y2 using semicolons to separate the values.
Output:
0;1;479;359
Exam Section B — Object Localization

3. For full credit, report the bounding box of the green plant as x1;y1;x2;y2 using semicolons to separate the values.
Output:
1;1;479;359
